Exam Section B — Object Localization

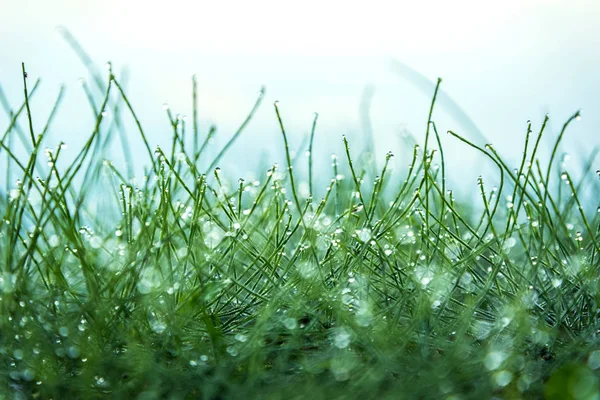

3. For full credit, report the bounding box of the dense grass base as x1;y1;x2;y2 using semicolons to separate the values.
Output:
1;58;599;399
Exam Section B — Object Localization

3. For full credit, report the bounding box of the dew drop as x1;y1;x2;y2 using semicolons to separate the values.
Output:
13;349;24;360
283;317;297;330
226;346;238;356
503;237;517;249
355;228;371;242
234;333;248;343
551;278;562;288
66;346;81;359
588;350;600;369
333;327;351;349
22;368;35;381
494;370;513;387
484;351;506;370
352;204;364;213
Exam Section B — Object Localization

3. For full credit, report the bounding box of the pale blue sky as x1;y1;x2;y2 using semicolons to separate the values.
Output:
1;0;598;184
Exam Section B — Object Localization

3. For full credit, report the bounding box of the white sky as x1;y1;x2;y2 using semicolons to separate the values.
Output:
1;0;599;182
2;0;572;53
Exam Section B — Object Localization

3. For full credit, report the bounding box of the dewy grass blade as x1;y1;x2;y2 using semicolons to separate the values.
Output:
21;63;37;146
1;57;598;400
308;112;318;199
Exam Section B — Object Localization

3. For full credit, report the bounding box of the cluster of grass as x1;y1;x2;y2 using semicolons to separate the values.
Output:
1;54;599;399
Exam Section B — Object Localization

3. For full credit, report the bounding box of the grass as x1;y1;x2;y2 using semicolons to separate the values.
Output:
1;51;599;399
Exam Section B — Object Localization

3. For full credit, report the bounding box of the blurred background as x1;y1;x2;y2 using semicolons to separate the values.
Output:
1;0;598;188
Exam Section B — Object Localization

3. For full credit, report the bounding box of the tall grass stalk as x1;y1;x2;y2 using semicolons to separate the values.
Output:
0;60;599;399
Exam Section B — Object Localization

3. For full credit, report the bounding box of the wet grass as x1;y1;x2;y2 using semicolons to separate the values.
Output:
1;58;599;399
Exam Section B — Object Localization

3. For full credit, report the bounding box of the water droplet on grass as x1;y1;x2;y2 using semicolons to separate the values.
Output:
95;376;107;387
66;346;80;359
494;370;513;387
484;351;506;370
13;349;23;360
352;204;364;213
234;333;247;343
22;368;35;381
226;346;238;356
503;237;517;250
588;350;600;369
333;327;351;349
552;278;563;288
9;189;21;201
283;317;297;330
355;228;371;242
148;311;167;334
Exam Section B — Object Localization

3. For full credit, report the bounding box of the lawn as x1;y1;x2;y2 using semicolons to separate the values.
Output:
1;51;599;399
